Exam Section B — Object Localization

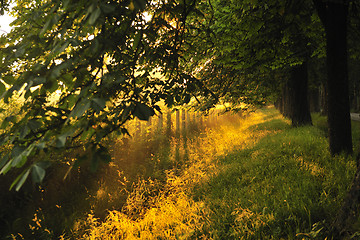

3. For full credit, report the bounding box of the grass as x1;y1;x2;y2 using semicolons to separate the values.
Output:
5;106;360;239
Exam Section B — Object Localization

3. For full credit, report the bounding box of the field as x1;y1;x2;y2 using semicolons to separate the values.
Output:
3;106;360;239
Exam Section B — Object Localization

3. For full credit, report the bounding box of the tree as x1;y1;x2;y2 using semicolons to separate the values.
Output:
313;0;353;155
0;0;198;190
182;0;320;126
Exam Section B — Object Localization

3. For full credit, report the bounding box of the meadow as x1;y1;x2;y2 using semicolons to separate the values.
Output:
3;106;360;239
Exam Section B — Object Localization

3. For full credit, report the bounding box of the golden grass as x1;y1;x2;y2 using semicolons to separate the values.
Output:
72;107;286;239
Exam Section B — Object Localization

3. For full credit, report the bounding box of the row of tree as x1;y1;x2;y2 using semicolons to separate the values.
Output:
181;0;360;156
0;0;359;236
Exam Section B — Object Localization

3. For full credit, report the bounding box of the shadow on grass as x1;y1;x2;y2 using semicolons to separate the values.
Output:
249;118;291;132
191;116;356;239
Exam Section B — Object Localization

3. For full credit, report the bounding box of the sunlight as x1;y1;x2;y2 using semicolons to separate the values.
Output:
0;12;15;35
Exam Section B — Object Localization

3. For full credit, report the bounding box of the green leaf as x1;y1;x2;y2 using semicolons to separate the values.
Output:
70;99;91;118
40;14;59;36
10;169;31;191
81;128;95;141
19;125;30;139
28;119;42;131
88;7;101;25
91;98;106;113
133;31;142;50
31;164;46;183
56;134;67;148
100;3;116;14
36;141;46;150
133;0;147;10
1;115;15;129
55;128;75;148
0;153;9;169
0;81;6;97
11;145;34;168
133;102;155;121
2;75;15;85
0;160;13;175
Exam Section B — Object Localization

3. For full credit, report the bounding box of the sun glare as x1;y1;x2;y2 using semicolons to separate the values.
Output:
0;13;15;35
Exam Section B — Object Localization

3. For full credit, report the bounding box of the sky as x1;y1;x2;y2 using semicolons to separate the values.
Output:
0;13;15;34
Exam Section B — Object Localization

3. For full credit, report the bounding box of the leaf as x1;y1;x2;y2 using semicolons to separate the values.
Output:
28;119;42;131
51;41;70;57
36;141;46;150
81;128;95;141
0;160;13;175
19;125;30;139
0;153;9;169
55;128;75;148
91;98;106;113
133;0;147;10
40;14;59;36
11;145;34;168
71;99;91;118
133;102;155;121
10;169;30;191
100;3;116;14
0;81;6;97
56;134;67;148
31;164;46;183
1;115;15;129
2;75;15;85
121;107;132;122
133;31;142;50
88;7;101;25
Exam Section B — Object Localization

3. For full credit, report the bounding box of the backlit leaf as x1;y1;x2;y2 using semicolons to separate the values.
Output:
88;7;101;25
10;169;30;191
31;164;46;183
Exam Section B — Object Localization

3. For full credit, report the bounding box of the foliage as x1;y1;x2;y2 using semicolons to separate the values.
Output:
0;0;201;189
180;0;325;112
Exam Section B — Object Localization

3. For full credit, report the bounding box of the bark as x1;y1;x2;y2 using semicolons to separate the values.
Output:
281;81;291;118
314;0;353;155
309;87;321;113
320;82;328;116
287;62;312;126
326;2;352;155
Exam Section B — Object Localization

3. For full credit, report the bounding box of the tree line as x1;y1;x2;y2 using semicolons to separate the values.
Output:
0;0;360;237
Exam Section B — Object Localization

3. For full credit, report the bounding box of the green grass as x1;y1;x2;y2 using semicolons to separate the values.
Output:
4;107;360;239
191;111;357;239
74;108;359;239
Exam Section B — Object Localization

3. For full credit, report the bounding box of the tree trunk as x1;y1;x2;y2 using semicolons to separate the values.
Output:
281;81;291;118
326;2;352;155
314;0;352;155
313;0;356;238
309;87;321;113
320;81;328;116
287;62;312;127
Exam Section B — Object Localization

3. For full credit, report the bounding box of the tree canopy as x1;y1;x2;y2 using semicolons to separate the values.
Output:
0;0;201;190
0;0;359;189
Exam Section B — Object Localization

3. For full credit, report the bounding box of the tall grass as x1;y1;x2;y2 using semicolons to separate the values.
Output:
6;106;360;239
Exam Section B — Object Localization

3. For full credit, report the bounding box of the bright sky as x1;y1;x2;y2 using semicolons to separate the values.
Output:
0;13;15;34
